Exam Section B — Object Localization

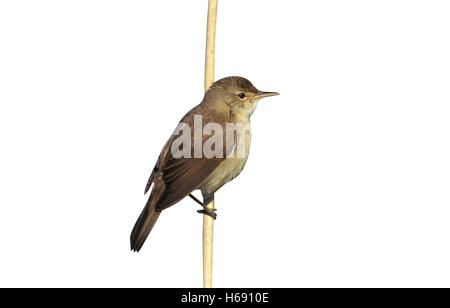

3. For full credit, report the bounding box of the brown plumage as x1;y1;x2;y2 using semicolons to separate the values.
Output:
130;76;278;252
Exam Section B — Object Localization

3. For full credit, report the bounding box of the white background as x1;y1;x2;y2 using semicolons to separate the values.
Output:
0;0;449;287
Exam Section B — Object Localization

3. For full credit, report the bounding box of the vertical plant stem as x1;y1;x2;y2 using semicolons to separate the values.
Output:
203;0;218;288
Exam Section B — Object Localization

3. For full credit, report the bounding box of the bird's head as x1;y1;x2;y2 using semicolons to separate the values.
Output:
205;76;279;116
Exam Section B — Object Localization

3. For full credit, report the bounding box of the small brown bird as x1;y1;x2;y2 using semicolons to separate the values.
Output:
130;76;278;252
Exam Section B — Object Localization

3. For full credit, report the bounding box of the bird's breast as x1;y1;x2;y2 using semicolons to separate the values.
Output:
198;119;251;197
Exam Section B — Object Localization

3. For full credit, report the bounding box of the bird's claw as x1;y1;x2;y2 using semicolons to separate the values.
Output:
197;208;217;219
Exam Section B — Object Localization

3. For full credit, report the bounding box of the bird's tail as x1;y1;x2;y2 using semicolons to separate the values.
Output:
130;182;164;252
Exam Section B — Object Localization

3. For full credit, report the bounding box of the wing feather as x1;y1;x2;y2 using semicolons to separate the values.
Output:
145;104;233;211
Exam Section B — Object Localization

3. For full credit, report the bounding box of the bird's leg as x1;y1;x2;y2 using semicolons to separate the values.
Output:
191;194;217;219
189;193;204;206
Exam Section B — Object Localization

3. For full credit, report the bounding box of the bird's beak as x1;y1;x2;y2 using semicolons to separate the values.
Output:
254;91;280;99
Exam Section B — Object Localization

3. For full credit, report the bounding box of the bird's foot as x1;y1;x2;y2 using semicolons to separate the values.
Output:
189;193;216;219
197;207;217;220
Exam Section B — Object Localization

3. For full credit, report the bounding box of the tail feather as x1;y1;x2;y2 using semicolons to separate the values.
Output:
130;202;161;252
130;179;165;252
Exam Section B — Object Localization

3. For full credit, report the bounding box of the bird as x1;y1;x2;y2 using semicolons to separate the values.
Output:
130;76;279;252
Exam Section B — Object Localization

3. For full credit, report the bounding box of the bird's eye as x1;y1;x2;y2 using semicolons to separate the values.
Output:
238;93;246;99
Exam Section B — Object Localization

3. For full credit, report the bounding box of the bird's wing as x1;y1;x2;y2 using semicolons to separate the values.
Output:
156;156;223;211
145;105;234;211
